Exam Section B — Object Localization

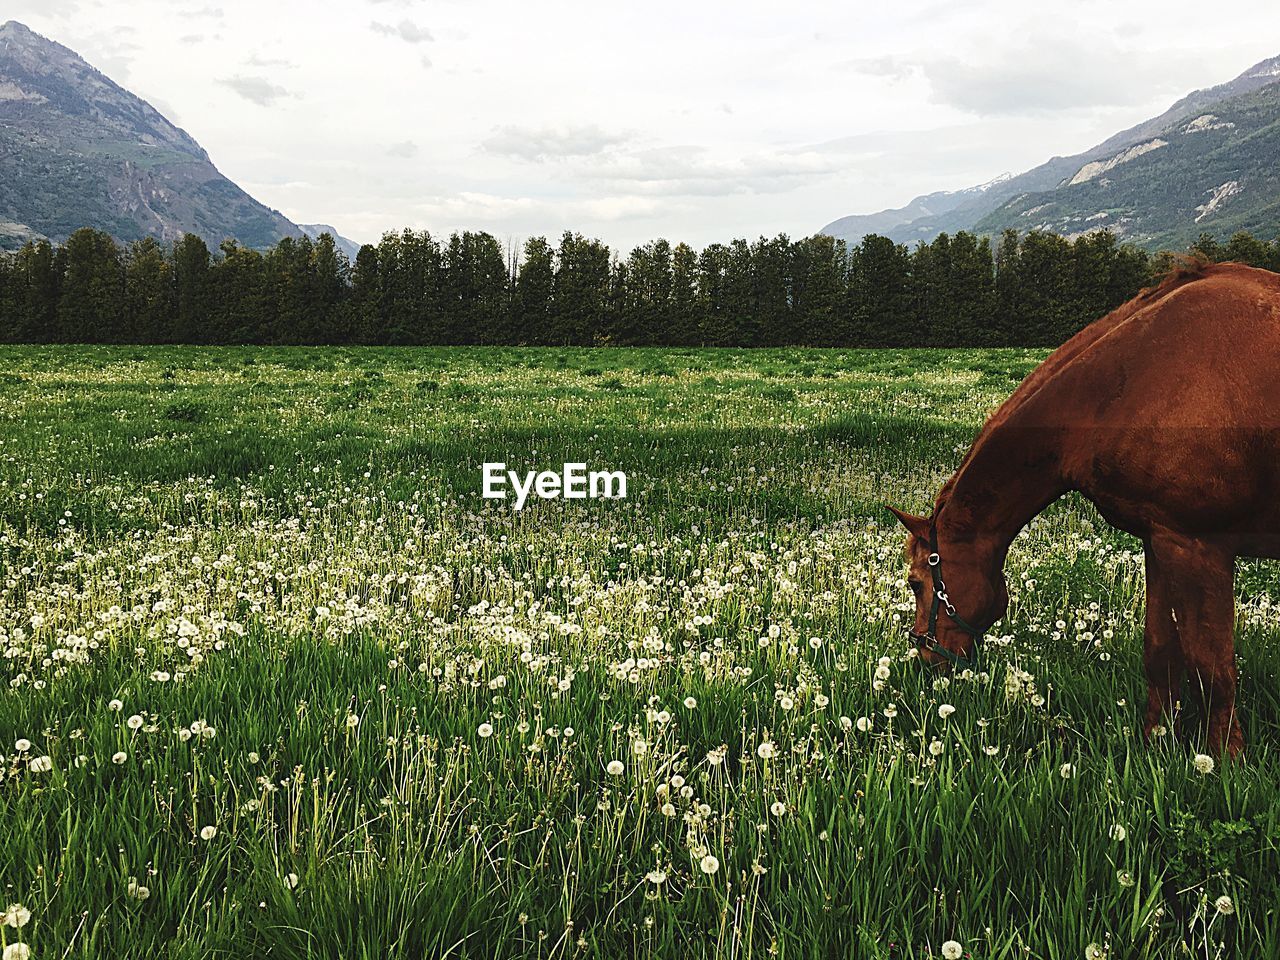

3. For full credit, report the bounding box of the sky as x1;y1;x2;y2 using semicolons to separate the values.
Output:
10;0;1280;251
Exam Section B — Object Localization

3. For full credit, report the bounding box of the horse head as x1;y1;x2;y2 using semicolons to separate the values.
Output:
886;505;1008;669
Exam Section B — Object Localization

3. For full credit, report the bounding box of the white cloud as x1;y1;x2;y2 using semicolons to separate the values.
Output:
370;19;432;44
218;75;291;106
847;23;1202;116
480;124;630;161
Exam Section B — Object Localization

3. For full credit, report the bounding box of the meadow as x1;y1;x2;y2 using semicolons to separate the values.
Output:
1;345;1279;960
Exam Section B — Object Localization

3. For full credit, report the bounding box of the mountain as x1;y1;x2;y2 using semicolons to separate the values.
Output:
0;20;305;250
821;54;1280;250
300;223;362;261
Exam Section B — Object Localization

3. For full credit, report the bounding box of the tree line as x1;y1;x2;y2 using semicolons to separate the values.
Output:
1;226;1277;348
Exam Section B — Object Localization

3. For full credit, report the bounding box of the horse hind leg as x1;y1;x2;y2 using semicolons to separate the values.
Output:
1142;541;1184;740
1149;531;1243;757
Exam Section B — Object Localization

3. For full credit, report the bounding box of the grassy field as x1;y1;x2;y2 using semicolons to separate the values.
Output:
2;345;1280;960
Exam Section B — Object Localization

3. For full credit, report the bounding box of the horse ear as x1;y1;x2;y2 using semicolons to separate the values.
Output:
885;504;931;538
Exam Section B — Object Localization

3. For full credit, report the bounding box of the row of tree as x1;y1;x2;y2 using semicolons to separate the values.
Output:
1;226;1277;348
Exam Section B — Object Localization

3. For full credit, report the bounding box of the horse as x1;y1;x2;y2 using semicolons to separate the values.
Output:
887;260;1280;757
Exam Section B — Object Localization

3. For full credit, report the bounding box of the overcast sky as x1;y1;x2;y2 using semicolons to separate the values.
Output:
12;0;1280;251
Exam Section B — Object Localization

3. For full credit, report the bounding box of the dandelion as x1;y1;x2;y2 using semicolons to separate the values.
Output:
779;695;795;711
883;704;898;719
928;739;945;756
126;714;144;730
1214;894;1234;915
1109;824;1126;842
3;943;31;960
1059;763;1075;779
127;876;151;900
1116;870;1135;888
606;760;625;776
477;722;494;738
645;869;667;885
756;740;776;760
937;703;956;719
108;699;123;711
1192;753;1215;775
984;745;1000;756
13;739;30;754
683;696;697;709
112;751;128;765
699;854;720;875
856;716;871;732
770;801;787;817
1084;944;1106;960
941;941;964;960
284;873;300;890
28;755;52;773
632;740;648;756
2;904;31;928
345;713;360;729
200;825;217;841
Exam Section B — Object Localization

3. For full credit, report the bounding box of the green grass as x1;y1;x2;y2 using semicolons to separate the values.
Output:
1;345;1278;959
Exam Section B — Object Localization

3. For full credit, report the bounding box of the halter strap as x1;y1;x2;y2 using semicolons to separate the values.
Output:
909;523;985;670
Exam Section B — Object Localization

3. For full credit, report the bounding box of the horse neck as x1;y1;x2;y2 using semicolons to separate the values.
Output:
935;418;1069;568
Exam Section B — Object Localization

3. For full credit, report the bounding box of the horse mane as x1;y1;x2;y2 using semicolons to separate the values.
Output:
1136;253;1214;302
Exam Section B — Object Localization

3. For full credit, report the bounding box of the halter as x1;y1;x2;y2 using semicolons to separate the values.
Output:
907;524;986;670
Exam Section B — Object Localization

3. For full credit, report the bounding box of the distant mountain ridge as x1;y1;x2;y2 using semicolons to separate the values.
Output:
0;20;359;255
821;54;1280;250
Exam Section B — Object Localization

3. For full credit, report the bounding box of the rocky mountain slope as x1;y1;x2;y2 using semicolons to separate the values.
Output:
821;54;1280;250
0;20;320;251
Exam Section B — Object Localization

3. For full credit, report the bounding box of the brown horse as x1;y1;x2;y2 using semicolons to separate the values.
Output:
888;261;1280;757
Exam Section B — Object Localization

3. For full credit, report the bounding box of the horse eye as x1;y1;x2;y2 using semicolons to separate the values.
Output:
908;578;923;595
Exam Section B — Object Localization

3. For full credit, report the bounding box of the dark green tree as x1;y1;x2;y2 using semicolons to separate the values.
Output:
512;237;554;345
172;234;211;344
58;228;124;343
125;237;173;343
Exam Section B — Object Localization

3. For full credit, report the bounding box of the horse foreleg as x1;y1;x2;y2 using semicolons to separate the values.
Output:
1141;540;1184;740
1150;531;1242;758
